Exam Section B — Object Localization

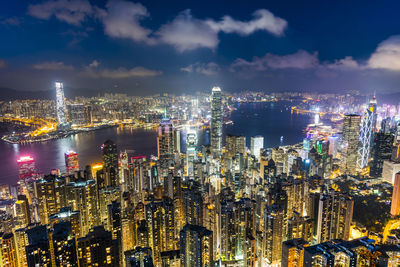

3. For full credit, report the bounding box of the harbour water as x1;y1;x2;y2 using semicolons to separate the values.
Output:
0;101;312;185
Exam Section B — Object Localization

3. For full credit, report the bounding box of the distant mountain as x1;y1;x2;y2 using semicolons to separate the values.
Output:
0;87;101;100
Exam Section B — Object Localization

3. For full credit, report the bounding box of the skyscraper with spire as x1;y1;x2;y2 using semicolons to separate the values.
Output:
210;86;222;156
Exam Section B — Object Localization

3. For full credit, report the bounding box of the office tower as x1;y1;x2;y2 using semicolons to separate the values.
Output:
157;115;174;163
65;180;99;236
36;175;66;225
102;139;119;171
226;134;246;156
357;106;374;169
174;128;181;154
328;135;339;158
369;94;378;131
251;135;264;160
65;150;79;174
370;133;394;177
281;238;309;267
186;130;197;177
391;173;400;216
14;194;31;229
0;232;17;267
340;114;361;175
26;225;52;267
210;86;223;156
125;247;154;267
51;221;78;266
316;192;353;243
55;81;68;126
17;156;36;180
77;226;120;267
180;224;213;267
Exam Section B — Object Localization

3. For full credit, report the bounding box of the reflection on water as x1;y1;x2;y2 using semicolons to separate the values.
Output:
0;101;312;185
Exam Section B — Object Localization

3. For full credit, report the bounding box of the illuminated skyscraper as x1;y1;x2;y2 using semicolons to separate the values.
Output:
102;139;119;171
26;225;52;267
157;116;174;164
186;130;197;177
17;156;36;180
77;226;120;267
370;133;394;177
358;100;375;169
210;86;222;156
180;224;213;267
281;238;309;267
36;175;66;225
340;114;361;175
55;81;67;125
226;134;246;156
14;194;31;229
251;135;264;160
51;221;78;266
316;191;353;243
0;232;17;267
65;150;79;174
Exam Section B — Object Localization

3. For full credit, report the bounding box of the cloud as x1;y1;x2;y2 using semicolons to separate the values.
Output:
28;1;287;52
368;35;400;71
99;0;155;44
158;9;287;52
82;66;162;78
181;62;219;75
326;56;359;70
157;10;219;52
88;60;100;68
32;61;74;70
205;9;287;36
231;50;319;72
27;0;93;26
1;17;20;26
0;59;6;68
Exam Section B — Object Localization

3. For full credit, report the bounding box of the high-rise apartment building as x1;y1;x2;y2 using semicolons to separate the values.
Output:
316;191;353;243
77;226;120;267
51;221;78;266
180;224;213;267
210;86;223;156
0;232;17;267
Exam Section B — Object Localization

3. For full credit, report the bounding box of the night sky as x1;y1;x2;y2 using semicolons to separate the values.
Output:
1;0;400;95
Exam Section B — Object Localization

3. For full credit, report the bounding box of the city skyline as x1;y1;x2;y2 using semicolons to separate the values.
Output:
1;1;400;94
2;1;400;266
